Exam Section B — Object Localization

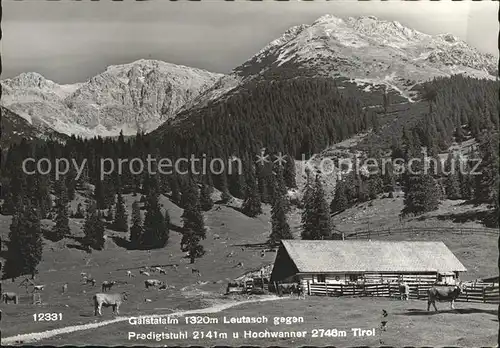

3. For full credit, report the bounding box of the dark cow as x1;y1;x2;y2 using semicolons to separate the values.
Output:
427;283;464;311
191;269;201;277
399;282;410;301
101;281;116;292
2;292;19;304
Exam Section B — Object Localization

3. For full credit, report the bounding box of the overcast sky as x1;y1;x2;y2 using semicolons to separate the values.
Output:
2;0;498;84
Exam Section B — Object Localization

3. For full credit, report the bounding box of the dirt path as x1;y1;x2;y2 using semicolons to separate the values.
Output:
2;296;284;345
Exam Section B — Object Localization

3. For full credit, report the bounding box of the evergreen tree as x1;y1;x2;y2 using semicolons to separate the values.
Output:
443;154;461;200
458;159;474;200
330;179;349;215
269;180;293;247
113;191;129;232
241;167;262;217
66;165;77;201
52;180;70;241
300;168;315;239
283;154;297;189
302;175;332;240
200;183;214;211
474;132;499;204
271;164;290;212
143;190;169;249
3;203;43;280
401;174;440;217
129;200;144;249
181;179;206;263
94;179;106;210
368;175;384;200
83;202;105;251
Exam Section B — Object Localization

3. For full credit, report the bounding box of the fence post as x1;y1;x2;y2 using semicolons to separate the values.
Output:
483;287;486;303
307;281;311;296
324;282;327;296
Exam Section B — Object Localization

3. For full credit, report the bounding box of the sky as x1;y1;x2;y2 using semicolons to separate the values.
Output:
1;0;498;84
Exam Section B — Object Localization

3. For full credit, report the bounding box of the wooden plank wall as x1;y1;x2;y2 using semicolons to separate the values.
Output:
307;282;499;304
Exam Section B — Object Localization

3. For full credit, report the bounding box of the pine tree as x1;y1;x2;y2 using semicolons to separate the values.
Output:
283;154;297;189
269;178;293;247
200;183;214;211
241;169;262;217
113;191;129;232
3;203;43;280
181;179;206;263
368;175;383;200
129;200;144;249
66;165;77;201
443;154;461;200
300;168;315;239
330;179;349;215
52;180;70;241
83;202;105;251
307;175;333;240
401;174;440;217
272;164;290;212
474;131;499;204
94;179;106;210
143;190;168;249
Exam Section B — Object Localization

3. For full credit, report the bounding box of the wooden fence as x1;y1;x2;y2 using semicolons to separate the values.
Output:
307;282;499;304
343;227;499;240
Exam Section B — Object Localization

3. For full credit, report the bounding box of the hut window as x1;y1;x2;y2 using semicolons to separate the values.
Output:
317;274;326;283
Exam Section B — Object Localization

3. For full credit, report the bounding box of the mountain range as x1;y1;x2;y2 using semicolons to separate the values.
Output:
1;15;497;142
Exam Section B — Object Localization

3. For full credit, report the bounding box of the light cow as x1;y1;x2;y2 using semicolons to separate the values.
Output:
93;292;128;316
427;283;464;311
144;279;163;289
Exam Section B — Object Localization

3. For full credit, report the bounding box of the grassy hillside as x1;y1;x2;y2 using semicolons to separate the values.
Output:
0;176;497;343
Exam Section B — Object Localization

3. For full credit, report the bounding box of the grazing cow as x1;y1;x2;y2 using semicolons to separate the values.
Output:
84;278;96;286
191;269;201;277
139;270;150;276
226;251;235;258
2;292;19;304
154;267;167;275
399;282;410;300
144;279;163;289
33;285;45;292
235;262;243;268
93;292;128;316
62;283;68;294
427;283;464;311
126;271;134;278
81;272;88;278
101;281;116;292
